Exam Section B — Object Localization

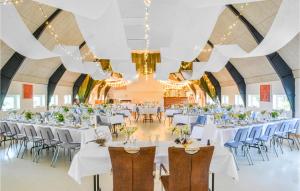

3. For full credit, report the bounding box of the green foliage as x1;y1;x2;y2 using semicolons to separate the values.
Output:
54;112;64;123
87;107;94;114
62;106;69;113
237;113;247;120
271;111;279;118
24;111;34;120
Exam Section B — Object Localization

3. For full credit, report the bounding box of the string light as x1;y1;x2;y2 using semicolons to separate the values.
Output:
36;4;97;61
218;3;249;45
143;0;152;76
0;0;23;5
160;80;191;90
105;77;130;88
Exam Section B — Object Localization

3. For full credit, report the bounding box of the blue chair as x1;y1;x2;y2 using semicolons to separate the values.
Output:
190;115;207;131
288;120;299;150
274;121;292;153
224;128;250;169
256;123;279;159
242;125;263;163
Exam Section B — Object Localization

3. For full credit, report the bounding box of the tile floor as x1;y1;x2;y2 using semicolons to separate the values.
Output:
1;121;300;191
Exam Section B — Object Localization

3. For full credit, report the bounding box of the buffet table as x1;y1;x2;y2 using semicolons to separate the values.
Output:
68;141;239;184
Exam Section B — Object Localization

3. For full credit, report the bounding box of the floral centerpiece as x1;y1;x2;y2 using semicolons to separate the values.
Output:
225;105;233;112
87;107;94;114
119;125;138;143
170;125;191;145
62;106;69;113
54;112;64;123
237;113;247;121
270;111;280;119
24;111;34;121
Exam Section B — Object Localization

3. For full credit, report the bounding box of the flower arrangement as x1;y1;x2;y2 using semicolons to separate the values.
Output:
214;113;222;121
87;107;94;114
270;111;279;119
24;111;34;120
62;106;69;113
119;125;138;137
203;106;209;112
54;112;64;123
170;125;190;137
237;113;247;120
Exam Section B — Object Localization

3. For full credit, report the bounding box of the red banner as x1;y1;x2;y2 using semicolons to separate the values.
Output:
260;84;270;102
23;84;33;99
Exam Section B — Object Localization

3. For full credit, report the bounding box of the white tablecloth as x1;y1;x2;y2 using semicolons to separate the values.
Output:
3;121;111;146
68;141;239;184
172;114;199;126
164;109;181;116
138;107;158;115
190;118;299;146
100;115;124;125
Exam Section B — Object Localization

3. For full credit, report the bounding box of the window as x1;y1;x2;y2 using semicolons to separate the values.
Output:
33;95;45;108
248;95;260;108
2;95;20;111
206;94;215;105
273;95;290;111
64;95;72;104
235;95;244;106
49;95;58;106
221;95;229;105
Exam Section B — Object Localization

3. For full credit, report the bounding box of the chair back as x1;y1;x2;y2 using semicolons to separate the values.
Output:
234;128;249;142
196;115;206;125
278;121;290;133
264;124;277;138
10;123;21;135
56;129;73;143
40;127;55;142
248;125;263;140
0;122;11;134
167;146;214;191
23;125;38;138
109;147;156;191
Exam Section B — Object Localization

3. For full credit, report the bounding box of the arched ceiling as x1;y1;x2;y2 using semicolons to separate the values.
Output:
1;0;299;87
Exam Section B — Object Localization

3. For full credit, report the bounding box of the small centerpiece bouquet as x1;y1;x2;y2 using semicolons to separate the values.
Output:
87;107;94;114
119;125;138;144
270;111;280;119
170;125;191;146
62;106;69;113
24;111;34;121
54;112;64;123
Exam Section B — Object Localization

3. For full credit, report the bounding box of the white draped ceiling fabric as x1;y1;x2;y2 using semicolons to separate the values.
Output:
189;0;300;80
53;45;109;80
0;4;58;59
75;0;131;61
33;0;111;19
1;0;299;82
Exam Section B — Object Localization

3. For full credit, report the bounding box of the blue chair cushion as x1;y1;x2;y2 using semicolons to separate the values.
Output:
224;141;241;148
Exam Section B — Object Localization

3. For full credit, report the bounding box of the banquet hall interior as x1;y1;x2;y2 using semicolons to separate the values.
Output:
0;0;299;191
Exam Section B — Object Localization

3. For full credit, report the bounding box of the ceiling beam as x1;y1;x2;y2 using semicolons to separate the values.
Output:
0;9;62;109
72;74;87;100
207;40;246;106
194;58;222;103
47;41;86;108
227;5;295;116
